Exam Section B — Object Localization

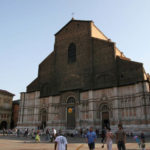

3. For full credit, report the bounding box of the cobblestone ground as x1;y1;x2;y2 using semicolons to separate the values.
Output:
0;135;150;150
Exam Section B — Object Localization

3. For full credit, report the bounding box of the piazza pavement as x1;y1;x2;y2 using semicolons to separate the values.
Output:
0;134;150;150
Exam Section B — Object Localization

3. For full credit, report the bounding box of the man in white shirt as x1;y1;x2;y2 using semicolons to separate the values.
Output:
54;132;68;150
53;128;57;136
52;128;57;142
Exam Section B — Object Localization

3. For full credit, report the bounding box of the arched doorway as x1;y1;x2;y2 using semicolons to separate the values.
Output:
40;109;47;129
100;104;110;129
67;97;75;129
1;121;7;129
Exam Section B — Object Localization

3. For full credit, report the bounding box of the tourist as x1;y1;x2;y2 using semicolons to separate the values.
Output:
5;129;8;136
115;124;126;150
46;128;50;141
73;129;78;137
52;128;57;142
85;128;89;137
130;132;133;137
54;132;68;150
24;128;28;138
2;128;6;136
134;135;141;148
31;129;35;139
35;130;40;143
82;128;86;138
95;128;99;138
141;139;146;150
101;126;106;143
7;129;11;135
86;127;97;150
105;127;113;150
17;128;20;137
140;132;145;142
80;128;83;137
14;128;17;136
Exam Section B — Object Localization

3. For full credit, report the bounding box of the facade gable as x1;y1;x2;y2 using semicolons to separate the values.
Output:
27;19;147;98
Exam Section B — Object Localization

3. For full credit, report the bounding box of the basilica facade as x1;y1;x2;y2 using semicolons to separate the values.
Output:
18;19;150;132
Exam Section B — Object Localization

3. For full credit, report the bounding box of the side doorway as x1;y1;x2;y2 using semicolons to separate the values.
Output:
1;121;8;129
40;109;47;129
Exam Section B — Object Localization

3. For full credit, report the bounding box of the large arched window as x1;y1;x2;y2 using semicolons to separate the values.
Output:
68;43;76;63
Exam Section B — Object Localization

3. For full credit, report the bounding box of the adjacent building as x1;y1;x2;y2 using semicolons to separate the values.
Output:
18;19;150;132
0;89;14;129
11;100;20;129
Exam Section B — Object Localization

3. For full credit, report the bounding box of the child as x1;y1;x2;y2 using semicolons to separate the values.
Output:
134;136;141;148
35;130;40;143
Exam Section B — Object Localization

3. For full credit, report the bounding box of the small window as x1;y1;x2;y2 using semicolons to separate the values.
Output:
121;73;124;78
68;43;76;63
67;97;75;104
102;105;108;112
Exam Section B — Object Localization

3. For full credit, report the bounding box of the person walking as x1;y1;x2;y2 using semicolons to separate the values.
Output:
134;136;141;148
141;139;146;150
46;128;50;141
31;129;35;139
35;130;40;143
105;127;113;150
101;126;106;143
95;129;99;138
115;124;126;150
86;127;97;150
54;132;68;150
2;128;5;136
80;128;83;137
140;132;145;143
24;128;29;138
17;128;20;137
52;128;57;142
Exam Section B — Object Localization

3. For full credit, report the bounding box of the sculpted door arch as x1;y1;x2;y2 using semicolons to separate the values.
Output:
67;97;76;129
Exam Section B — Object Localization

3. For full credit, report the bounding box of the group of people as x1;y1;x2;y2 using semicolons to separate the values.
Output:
2;128;14;136
35;128;57;143
134;132;146;150
45;128;57;142
51;123;146;150
86;124;146;150
1;125;146;150
35;128;68;150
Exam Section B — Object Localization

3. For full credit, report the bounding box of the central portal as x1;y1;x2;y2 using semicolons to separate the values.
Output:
100;104;110;129
102;112;109;129
67;97;75;129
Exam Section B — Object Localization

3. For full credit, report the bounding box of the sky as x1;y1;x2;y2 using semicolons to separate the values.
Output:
0;0;150;100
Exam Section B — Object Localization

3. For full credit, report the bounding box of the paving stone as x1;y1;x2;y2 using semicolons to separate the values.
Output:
0;135;150;150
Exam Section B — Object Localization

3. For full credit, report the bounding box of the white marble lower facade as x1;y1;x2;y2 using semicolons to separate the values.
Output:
18;82;150;133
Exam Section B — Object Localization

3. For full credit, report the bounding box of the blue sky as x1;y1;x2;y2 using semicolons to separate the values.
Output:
0;0;150;100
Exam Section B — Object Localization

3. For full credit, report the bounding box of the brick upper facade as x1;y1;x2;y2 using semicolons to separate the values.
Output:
27;19;146;98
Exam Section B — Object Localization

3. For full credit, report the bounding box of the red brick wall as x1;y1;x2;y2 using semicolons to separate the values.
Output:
12;104;19;127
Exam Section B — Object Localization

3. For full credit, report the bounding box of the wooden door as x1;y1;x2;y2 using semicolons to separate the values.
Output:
67;106;75;129
102;112;110;129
